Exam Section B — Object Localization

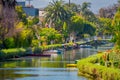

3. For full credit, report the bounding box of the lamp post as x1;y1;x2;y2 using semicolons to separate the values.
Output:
69;0;70;7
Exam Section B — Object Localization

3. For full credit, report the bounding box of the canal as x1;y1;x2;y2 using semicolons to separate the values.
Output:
0;44;113;80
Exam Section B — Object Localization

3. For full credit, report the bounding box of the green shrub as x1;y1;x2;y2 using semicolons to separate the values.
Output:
0;48;26;60
77;53;120;79
25;47;33;55
0;42;76;60
4;38;15;48
33;47;42;54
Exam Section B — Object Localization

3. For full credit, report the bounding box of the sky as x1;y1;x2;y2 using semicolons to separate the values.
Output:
18;0;118;14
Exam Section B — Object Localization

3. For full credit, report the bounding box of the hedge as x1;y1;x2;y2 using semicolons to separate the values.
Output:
0;48;26;60
77;53;120;80
0;43;76;61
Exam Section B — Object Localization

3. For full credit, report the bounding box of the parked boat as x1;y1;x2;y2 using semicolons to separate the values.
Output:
43;49;64;54
66;64;77;67
79;45;93;48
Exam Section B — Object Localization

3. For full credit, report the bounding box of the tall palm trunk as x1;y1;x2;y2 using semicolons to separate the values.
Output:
69;0;70;7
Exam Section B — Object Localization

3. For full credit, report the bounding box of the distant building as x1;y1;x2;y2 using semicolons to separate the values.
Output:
39;8;46;22
17;1;25;7
17;1;39;16
23;7;39;16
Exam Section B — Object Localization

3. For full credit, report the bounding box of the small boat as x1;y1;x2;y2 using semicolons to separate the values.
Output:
57;49;64;54
79;45;93;48
44;49;64;54
66;64;77;67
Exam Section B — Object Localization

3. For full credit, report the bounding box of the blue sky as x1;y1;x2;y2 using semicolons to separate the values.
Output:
23;0;118;14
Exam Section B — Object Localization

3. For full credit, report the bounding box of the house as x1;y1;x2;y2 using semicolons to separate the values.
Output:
23;7;39;16
39;8;46;22
17;1;39;16
17;1;25;7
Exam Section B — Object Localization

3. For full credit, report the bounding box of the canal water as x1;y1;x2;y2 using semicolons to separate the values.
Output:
0;44;113;80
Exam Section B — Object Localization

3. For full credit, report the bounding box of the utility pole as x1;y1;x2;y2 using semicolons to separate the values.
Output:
69;0;70;7
26;0;32;6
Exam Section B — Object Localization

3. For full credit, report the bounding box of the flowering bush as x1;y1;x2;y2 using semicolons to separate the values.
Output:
77;53;120;80
100;49;120;68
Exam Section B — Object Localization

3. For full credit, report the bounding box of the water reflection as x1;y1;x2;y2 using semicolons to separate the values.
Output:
0;44;113;80
0;68;86;80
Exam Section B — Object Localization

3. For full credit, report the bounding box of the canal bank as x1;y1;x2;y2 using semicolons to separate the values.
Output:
0;43;113;80
0;40;110;61
77;53;120;80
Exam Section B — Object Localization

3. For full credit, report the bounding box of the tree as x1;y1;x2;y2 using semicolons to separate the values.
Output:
30;25;41;47
64;3;80;14
69;15;84;41
15;6;27;24
14;22;33;48
45;0;72;30
83;22;96;36
112;8;120;48
62;22;69;42
80;2;91;17
80;2;98;23
39;28;62;44
0;0;17;49
98;0;120;19
70;16;84;33
98;6;117;18
69;15;96;41
27;16;39;27
97;18;112;36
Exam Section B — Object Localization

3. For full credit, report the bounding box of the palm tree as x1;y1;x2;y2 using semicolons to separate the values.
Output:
80;2;98;23
45;0;72;30
69;0;70;7
80;2;91;18
64;3;81;13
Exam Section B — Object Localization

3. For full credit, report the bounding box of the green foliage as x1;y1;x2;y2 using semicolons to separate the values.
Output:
40;28;62;44
80;2;98;23
14;23;33;48
70;16;84;33
18;29;33;47
112;8;120;48
64;3;81;13
98;18;112;35
0;42;80;60
45;0;72;29
33;47;42;54
62;22;69;41
31;39;39;47
0;48;26;60
83;22;96;36
103;49;120;68
70;16;96;37
4;37;15;48
15;6;27;24
0;44;62;60
27;16;39;27
77;53;120;79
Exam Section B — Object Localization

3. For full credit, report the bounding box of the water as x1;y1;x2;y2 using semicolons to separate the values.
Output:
0;44;113;80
